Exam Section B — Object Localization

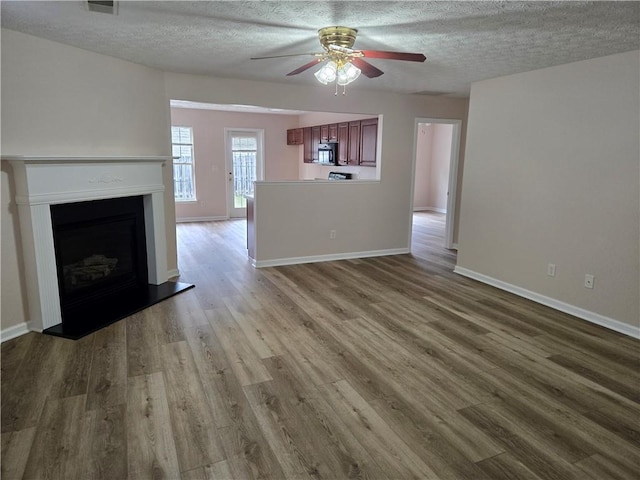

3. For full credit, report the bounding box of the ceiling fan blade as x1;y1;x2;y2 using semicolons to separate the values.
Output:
286;59;323;76
360;50;426;62
250;53;320;60
350;57;384;78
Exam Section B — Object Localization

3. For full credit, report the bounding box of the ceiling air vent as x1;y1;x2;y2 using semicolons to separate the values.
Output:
86;1;118;15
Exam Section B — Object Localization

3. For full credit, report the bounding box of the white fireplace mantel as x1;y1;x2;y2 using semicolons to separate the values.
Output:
4;155;172;331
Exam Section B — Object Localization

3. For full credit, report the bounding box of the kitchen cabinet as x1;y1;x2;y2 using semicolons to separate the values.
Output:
320;124;329;143
297;118;377;166
303;127;313;163
347;121;361;165
311;126;321;162
359;118;378;167
287;128;303;145
319;124;339;143
328;124;338;142
337;122;349;165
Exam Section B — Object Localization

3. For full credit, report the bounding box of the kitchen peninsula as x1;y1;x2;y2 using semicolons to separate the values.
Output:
245;177;382;267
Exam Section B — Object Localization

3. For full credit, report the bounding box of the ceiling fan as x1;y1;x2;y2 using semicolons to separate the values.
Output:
250;26;426;92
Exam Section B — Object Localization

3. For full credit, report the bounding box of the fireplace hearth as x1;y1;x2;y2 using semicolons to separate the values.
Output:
5;156;194;340
45;195;192;339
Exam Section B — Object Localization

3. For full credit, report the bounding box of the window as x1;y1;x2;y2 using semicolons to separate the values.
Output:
171;126;196;202
230;133;258;209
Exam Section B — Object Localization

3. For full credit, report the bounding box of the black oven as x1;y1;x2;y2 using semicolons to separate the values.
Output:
318;143;337;165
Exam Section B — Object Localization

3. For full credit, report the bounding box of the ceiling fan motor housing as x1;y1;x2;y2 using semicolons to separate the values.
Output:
318;26;358;49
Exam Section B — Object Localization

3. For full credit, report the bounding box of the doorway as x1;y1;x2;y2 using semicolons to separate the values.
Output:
411;118;462;250
225;128;264;218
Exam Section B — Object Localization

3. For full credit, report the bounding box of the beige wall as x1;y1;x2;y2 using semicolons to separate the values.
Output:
413;123;452;211
429;124;453;210
163;72;469;264
413;124;434;208
1;29;176;331
0;29;469;334
170;107;300;220
457;50;640;330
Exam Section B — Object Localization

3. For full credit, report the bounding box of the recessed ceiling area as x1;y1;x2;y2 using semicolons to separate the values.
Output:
2;1;639;96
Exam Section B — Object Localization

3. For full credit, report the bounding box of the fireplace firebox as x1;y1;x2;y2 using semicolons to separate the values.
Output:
51;196;148;332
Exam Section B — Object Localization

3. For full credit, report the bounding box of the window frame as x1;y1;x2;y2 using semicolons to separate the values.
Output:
171;125;197;203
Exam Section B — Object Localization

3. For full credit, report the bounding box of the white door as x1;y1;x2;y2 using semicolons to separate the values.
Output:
225;129;264;218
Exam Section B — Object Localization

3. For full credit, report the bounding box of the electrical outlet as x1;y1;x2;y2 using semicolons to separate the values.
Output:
547;263;556;277
329;229;336;239
584;274;595;289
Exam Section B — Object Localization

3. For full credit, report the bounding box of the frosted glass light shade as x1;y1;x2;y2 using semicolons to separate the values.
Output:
337;62;361;85
314;61;337;84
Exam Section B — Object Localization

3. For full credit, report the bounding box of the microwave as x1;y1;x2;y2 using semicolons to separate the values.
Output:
318;143;337;165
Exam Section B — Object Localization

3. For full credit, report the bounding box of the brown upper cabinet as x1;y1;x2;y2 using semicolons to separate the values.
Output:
347;121;361;165
359;118;378;167
320;124;329;143
286;128;304;145
311;126;321;162
337;122;349;165
295;117;378;167
320;123;339;143
328;124;339;142
303;127;313;163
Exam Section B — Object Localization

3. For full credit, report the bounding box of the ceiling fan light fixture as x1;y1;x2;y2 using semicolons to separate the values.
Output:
314;61;337;84
337;62;361;86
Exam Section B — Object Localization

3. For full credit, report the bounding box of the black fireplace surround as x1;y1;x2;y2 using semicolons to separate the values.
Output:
45;196;193;339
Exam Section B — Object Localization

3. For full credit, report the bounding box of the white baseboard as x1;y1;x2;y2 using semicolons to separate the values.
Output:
453;266;640;339
253;248;411;268
413;206;447;214
1;322;31;343
176;216;229;223
167;269;180;279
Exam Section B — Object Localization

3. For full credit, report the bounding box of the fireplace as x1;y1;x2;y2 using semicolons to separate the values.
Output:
5;156;194;339
51;195;150;333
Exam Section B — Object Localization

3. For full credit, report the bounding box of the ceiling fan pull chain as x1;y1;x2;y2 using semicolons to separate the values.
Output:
343;84;347;95
334;82;338;96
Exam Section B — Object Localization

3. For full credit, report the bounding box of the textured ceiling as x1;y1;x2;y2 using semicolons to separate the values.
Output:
2;1;639;96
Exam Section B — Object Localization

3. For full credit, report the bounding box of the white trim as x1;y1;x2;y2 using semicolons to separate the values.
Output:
453;266;640;339
255;180;380;186
451;243;459;251
15;184;165;206
413;206;447;214
225;128;265;218
1;322;31;343
6;157;169;331
253;248;410;268
167;269;180;279
176;216;229;223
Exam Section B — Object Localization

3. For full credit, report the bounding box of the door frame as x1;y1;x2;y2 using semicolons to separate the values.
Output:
224;128;265;218
410;118;462;250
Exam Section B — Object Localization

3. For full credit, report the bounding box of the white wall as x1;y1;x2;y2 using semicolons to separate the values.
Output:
164;72;469;264
457;50;640;333
1;29;176;331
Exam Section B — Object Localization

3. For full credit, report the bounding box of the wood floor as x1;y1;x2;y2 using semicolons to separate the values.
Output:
2;212;639;479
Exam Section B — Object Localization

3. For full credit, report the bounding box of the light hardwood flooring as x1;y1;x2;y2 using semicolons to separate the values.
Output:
2;212;639;479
